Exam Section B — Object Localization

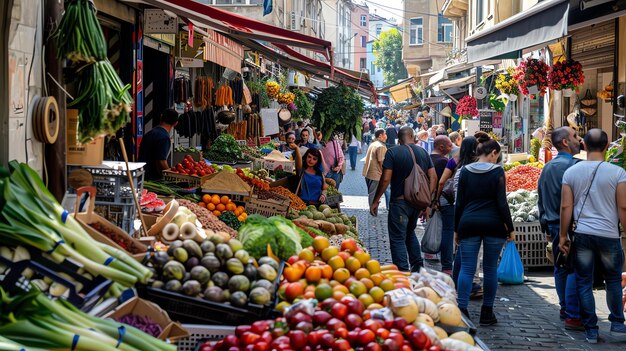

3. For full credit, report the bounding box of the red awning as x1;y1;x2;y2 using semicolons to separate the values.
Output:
141;0;332;61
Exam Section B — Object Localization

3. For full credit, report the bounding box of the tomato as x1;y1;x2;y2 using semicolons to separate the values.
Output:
239;332;260;346
223;335;239;347
199;343;214;351
295;321;313;333
320;333;335;348
387;332;404;345
382;339;400;351
344;313;363;330
252;342;269;351
362;319;383;332
288;330;308;349
326;318;347;333
334;327;348;340
407;330;430;350
333;339;351;351
251;321;271;335
376;328;389;339
331;303;348;319
364;342;382;351
287;312;313;328
357;329;376;346
392;318;407;330
312;311;333;326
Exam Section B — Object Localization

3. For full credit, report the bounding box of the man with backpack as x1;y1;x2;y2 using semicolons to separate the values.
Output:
370;127;437;272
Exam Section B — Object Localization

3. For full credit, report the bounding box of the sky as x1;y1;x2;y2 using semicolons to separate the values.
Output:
360;0;404;25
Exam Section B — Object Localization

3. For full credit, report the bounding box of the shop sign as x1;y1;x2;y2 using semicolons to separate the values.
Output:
259;137;271;145
175;57;204;68
247;139;258;147
479;110;493;132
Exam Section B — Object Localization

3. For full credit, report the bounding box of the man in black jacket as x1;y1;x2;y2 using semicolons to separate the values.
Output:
537;127;582;329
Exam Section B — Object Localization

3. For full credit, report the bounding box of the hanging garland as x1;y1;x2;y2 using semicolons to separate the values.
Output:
291;90;313;121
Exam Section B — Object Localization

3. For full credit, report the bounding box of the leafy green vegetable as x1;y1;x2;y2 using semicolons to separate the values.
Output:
291;89;313;121
237;215;304;261
205;134;243;162
311;84;364;142
219;211;242;230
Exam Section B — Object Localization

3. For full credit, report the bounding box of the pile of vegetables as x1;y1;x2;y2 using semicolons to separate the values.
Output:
271;186;306;211
114;314;162;338
505;164;542;192
143;181;200;203
52;0;132;143
205;134;244;162
507;190;540;223
237;215;312;261
0;287;174;350
0;162;151;291
146;238;279;308
503;159;543;171
291;89;314;121
311;84;364;142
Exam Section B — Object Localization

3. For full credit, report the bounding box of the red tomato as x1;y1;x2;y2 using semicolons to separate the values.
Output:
288;330;308;350
331;303;348;319
376;328;390;339
357;329;376;346
334;327;348;340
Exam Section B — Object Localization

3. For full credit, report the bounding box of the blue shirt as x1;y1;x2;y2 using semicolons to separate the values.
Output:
300;172;323;203
537;152;578;227
138;126;171;180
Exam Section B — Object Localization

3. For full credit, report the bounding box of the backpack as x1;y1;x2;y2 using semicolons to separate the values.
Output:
403;145;432;210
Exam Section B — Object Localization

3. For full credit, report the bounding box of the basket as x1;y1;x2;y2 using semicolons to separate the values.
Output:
176;325;235;351
513;221;551;268
246;196;290;217
325;194;343;207
163;171;212;188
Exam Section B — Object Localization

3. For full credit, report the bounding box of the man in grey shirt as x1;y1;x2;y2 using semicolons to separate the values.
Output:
559;129;626;343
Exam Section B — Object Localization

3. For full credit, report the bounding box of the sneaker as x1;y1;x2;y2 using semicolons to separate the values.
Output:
560;309;567;321
610;322;626;335
585;328;599;344
479;306;497;326
564;318;585;331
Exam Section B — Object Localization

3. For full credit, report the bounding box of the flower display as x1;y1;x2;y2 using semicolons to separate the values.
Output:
514;57;550;96
277;92;295;104
548;59;584;91
287;102;297;111
265;81;280;99
495;67;520;96
455;96;478;118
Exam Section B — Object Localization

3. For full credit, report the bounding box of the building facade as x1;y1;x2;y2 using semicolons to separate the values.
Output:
352;3;369;73
322;0;354;69
367;13;400;89
402;0;453;77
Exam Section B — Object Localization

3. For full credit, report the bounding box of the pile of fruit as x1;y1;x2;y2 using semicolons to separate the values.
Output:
289;205;359;242
171;155;216;177
503;160;544;172
505;165;542;192
199;194;247;221
275;237;410;312
237;168;270;190
146;237;280;308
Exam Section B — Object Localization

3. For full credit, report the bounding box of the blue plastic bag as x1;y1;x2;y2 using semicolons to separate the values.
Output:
497;241;524;285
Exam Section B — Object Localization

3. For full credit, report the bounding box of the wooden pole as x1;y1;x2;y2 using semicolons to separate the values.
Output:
543;93;554;162
118;139;148;237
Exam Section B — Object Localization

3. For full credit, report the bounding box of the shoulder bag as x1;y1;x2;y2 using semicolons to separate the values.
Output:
559;162;603;270
403;145;432;210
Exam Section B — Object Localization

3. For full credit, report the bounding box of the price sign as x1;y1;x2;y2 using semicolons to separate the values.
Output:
259;137;271;145
247;139;257;147
479;110;493;133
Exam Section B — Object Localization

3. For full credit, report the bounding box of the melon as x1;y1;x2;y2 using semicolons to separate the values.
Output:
438;303;462;326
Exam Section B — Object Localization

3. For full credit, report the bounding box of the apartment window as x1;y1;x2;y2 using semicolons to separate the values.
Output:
215;0;246;4
409;17;423;45
438;14;452;43
360;58;366;71
360;15;367;27
376;24;382;36
476;0;486;25
361;36;366;48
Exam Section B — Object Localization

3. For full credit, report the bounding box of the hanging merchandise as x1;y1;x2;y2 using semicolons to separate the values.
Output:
174;77;191;104
215;83;234;106
242;82;252;105
51;0;107;63
230;78;244;106
175;110;199;138
193;76;214;109
227;121;248;140
514;57;550;97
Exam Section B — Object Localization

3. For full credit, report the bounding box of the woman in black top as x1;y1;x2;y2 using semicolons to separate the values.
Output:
454;134;515;326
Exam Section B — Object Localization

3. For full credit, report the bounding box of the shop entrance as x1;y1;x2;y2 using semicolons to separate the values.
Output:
143;46;171;134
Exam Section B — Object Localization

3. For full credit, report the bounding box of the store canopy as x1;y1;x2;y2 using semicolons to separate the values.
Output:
377;77;415;103
437;75;475;90
465;0;569;63
139;0;333;60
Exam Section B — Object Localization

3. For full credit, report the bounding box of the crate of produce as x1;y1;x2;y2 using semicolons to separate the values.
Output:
176;325;235;351
68;161;145;204
246;195;290;217
513;221;551;268
163;171;212;188
0;248;112;312
173;151;202;166
201;172;252;203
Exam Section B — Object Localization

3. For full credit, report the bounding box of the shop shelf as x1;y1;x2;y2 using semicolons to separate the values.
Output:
512;221;551;268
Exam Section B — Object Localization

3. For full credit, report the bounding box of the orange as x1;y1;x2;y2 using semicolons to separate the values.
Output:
237;206;245;213
315;283;333;300
198;202;206;208
365;260;381;274
349;281;367;297
240;213;247;220
216;203;226;212
354;268;371;280
313;237;330;253
305;266;322;283
298;249;315;262
367;303;384;310
358;294;374;307
327;256;345;270
207;203;216;211
211;195;221;205
237;215;246;222
321;246;338;262
332;290;346;300
226;203;237;212
360;278;374;290
370;273;385;286
213;210;222;216
332;268;350;283
304;291;315;299
321;264;333;279
345;257;361;273
283;266;304;282
354;251;371;265
333;284;349;294
368;286;385;303
234;208;242;216
220;195;230;205
379;279;395;292
202;194;211;204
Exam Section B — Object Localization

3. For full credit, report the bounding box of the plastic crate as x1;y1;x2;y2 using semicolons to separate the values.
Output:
513;221;551;268
246;196;290;217
93;202;137;234
176;325;235;351
68;162;145;204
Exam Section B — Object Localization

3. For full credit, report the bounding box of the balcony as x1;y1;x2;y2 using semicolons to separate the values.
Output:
442;0;468;18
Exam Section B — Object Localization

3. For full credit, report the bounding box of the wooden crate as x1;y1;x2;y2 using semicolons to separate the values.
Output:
245;195;290;217
162;170;211;188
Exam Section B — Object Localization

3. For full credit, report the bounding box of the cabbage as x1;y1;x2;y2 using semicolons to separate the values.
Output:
237;215;304;261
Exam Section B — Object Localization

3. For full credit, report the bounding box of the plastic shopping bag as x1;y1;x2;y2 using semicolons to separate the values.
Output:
421;211;442;254
497;241;524;285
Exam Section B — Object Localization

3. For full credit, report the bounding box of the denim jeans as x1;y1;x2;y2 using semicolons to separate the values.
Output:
365;178;390;209
457;235;506;309
326;171;343;190
388;199;423;272
348;146;358;170
548;225;580;319
439;205;455;272
573;233;625;330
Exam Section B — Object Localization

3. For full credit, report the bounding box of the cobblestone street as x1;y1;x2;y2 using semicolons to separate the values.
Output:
339;149;626;350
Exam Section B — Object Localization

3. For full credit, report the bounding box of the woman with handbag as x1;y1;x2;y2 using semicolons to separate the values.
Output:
321;137;345;189
454;133;515;326
296;148;327;205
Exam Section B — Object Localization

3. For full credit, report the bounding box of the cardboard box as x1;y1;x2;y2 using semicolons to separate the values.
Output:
103;297;189;342
66;109;104;166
